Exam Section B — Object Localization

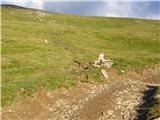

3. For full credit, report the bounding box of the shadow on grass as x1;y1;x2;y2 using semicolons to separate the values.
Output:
135;86;158;120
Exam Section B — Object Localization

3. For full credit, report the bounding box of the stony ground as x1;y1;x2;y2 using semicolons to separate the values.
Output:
2;65;160;120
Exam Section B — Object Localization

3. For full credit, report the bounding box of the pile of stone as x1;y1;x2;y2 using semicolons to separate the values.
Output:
93;53;113;79
93;52;113;68
74;53;113;80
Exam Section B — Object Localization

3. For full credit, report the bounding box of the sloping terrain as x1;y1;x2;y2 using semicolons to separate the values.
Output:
1;5;160;119
2;65;160;120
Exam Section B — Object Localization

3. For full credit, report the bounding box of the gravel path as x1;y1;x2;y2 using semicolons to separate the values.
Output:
2;78;159;120
2;65;160;120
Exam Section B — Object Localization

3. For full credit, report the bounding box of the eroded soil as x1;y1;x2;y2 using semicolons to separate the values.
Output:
2;64;160;120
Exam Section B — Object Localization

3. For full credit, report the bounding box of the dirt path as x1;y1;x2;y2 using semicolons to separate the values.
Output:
2;65;160;120
77;80;146;120
2;79;160;120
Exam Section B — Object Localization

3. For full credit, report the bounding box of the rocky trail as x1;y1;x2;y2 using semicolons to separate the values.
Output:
2;64;160;120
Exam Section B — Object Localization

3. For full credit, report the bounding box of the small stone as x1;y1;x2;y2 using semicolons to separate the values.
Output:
49;108;53;111
93;53;113;68
121;70;125;73
101;69;108;79
45;40;48;44
8;109;12;112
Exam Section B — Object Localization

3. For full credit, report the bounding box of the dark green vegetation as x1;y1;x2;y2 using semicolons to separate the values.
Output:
148;87;160;120
1;5;160;106
137;86;160;120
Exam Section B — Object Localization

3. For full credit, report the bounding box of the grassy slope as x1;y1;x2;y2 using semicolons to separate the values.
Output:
1;6;160;106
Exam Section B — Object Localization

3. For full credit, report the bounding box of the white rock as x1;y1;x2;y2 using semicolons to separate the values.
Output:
121;70;125;73
98;52;106;62
101;69;108;79
103;61;113;68
45;40;48;44
93;53;113;68
49;108;53;111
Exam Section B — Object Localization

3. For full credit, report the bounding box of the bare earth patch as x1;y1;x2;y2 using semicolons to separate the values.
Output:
2;64;160;120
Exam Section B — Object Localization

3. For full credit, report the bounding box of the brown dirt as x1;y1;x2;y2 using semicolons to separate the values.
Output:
2;64;160;120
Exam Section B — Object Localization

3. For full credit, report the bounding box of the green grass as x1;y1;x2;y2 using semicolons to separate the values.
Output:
1;5;160;106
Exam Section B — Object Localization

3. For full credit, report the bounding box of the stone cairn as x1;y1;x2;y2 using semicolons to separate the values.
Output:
93;52;113;68
93;52;113;79
75;52;113;80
